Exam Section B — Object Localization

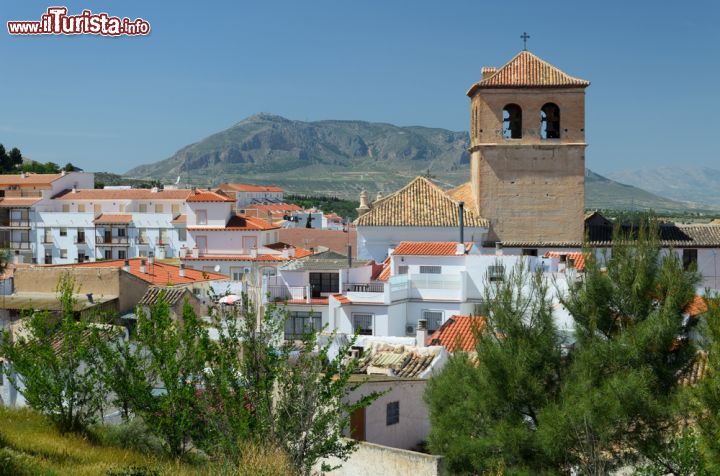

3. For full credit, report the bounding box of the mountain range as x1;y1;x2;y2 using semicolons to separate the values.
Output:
125;114;719;213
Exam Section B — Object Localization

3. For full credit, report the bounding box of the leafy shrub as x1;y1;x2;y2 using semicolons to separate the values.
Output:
88;419;165;455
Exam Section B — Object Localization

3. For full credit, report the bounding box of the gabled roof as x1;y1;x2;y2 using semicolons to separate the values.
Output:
217;183;283;193
54;258;227;285
139;287;194;306
543;251;588;271
0;173;63;187
428;315;485;352
187;214;279;231
355;176;488;228
0;197;42;207
186;189;234;203
355;341;444;378
445;182;475;210
467;50;590;95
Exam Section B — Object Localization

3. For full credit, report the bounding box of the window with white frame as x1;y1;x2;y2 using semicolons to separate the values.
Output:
77;204;85;213
230;267;244;281
398;265;408;275
155;204;163;213
196;210;207;225
138;203;147;213
59;228;67;237
488;265;505;282
420;265;441;274
60;249;67;259
172;204;180;215
177;228;187;241
353;313;373;336
423;310;444;333
285;311;322;340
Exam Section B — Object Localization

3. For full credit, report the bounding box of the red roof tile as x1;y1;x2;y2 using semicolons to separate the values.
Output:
93;214;133;224
373;257;391;282
393;241;471;256
171;214;187;224
428;315;485;352
543;251;588;271
50;258;227;285
218;183;283;193
187;214;279;231
332;294;351;304
279;228;357;257
247;203;302;213
0;173;63;187
186;190;233;203
467;50;590;95
0;197;42;207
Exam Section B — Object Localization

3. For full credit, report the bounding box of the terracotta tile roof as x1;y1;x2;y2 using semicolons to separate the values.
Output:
373;257;391;282
186;189;233;202
246;203;302;213
355;176;488;228
428;315;485;352
187;214;279;231
332;294;351;304
56;258;227;285
467;50;590;95
355;342;442;378
139;287;191;306
287;298;329;305
93;214;133;224
183;254;287;262
0;197;42;207
543;251;588;271
54;188;192;200
218;183;283;193
445;182;475;210
0;173;63;187
711;219;720;225
279;228;357;257
393;241;471;256
171;214;187;224
265;242;313;258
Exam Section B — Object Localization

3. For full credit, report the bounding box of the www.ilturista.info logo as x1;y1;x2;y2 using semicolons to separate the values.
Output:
7;7;150;36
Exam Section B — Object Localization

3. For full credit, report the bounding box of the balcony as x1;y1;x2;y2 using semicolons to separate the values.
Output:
344;282;385;293
95;235;129;246
0;219;31;228
0;241;32;250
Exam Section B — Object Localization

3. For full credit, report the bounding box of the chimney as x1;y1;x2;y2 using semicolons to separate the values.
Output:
282;246;290;259
140;259;147;274
151;186;158;193
179;263;186;277
288;246;295;258
456;243;465;255
71;185;77;194
375;191;384;202
122;259;130;272
356;190;370;217
495;242;503;256
20;172;26;179
148;251;154;265
481;66;497;80
13;250;22;264
458;201;465;245
416;319;428;348
61;170;67;176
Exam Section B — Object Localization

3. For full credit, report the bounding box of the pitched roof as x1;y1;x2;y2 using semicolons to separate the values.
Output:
543;251;588;271
54;188;192;200
247;203;302;213
467;50;590;95
93;214;133;224
279;253;372;271
586;220;720;248
55;258;227;285
373;257;391;282
139;287;192;306
218;183;283;193
186;190;233;203
0;197;42;207
278;228;357;257
393;241;471;256
0;173;63;187
355;342;443;378
170;214;187;224
445;182;475;210
428;315;485;352
187;214;279;231
355;176;488;228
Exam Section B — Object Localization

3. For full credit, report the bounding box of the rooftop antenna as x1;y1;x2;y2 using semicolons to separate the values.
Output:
521;32;530;51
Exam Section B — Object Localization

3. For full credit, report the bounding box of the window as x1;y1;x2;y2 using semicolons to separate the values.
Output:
261;267;276;276
423;311;444;333
540;103;561;139
59;228;67;237
139;204;148;213
118;250;126;260
104;249;112;260
119;203;126;212
77;204;85;212
155;204;163;213
94;204;101;215
522;248;538;257
77;253;85;263
177;228;186;241
44;250;52;265
386;401;399;426
420;265;441;274
139;228;148;243
77;230;85;243
196;210;207;225
159;229;168;243
309;272;339;297
62;204;70;213
502;104;522;139
284;311;322;340
353;313;373;336
488;265;505;282
230;267;244;281
398;265;408;275
44;230;52;243
172;204;180;215
117;227;126;237
683;249;698;270
242;236;258;249
60;249;67;259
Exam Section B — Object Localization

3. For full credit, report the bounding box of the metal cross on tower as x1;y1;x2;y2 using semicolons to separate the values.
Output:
521;32;530;50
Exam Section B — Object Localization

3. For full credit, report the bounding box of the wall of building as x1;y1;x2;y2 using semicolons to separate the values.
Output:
186;202;231;227
315;440;443;476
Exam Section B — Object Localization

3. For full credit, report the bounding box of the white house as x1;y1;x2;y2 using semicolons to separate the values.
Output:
216;183;284;209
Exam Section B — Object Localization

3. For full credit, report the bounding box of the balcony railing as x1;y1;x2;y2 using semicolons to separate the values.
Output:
95;235;129;245
0;219;31;227
267;285;306;301
344;282;385;293
1;241;32;250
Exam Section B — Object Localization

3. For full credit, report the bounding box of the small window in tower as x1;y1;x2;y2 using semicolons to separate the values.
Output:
540;103;561;139
502;104;522;139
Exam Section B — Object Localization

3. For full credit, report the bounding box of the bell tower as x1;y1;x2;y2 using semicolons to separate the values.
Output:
467;50;589;245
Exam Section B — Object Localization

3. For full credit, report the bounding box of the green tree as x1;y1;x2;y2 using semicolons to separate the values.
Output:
7;148;23;169
425;261;564;474
0;274;111;433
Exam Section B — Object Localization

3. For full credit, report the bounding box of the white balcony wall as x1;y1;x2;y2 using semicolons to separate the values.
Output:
187;229;272;255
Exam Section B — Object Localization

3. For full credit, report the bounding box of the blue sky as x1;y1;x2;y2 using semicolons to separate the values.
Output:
1;0;718;175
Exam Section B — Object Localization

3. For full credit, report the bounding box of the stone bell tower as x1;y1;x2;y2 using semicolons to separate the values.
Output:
467;50;589;245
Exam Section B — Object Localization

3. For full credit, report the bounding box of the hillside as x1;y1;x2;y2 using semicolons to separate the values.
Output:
124;114;719;212
607;166;720;207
